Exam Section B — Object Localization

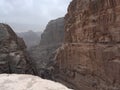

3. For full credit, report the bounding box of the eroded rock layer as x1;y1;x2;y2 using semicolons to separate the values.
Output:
0;23;36;74
55;0;120;90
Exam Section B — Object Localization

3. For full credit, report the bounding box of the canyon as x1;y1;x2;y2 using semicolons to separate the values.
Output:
0;17;65;78
29;17;64;78
55;0;120;90
0;21;70;90
0;0;120;90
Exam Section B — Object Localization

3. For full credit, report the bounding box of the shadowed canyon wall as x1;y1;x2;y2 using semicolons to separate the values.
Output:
29;17;64;78
0;23;37;75
55;0;120;90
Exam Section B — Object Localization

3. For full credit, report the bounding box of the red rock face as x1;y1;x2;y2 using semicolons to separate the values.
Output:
55;0;120;90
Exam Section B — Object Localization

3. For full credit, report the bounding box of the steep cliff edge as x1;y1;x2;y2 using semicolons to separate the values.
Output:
29;17;64;78
0;23;37;74
55;0;120;90
40;17;64;46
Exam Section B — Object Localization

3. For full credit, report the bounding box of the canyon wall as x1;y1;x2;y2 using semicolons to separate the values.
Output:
55;0;120;90
0;23;37;74
40;17;64;45
29;17;64;78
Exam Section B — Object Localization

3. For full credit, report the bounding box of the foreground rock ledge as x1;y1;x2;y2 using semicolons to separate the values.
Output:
0;74;72;90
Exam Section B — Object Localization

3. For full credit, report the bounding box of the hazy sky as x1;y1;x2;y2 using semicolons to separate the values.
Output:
0;0;71;32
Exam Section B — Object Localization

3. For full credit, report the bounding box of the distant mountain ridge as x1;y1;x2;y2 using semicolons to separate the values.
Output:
17;30;42;48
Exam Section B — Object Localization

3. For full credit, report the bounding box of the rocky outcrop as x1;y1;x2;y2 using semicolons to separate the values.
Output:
40;17;64;45
0;23;37;74
55;0;120;90
29;17;64;78
0;74;72;90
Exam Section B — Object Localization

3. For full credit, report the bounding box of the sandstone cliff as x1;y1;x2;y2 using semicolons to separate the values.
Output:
29;17;64;78
0;74;72;90
55;0;120;90
0;23;37;74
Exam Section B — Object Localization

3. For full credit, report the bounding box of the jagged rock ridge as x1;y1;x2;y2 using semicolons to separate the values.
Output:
55;0;120;90
0;23;37;74
29;17;64;78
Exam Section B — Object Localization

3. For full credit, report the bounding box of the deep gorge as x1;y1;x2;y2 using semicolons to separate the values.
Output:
0;0;120;90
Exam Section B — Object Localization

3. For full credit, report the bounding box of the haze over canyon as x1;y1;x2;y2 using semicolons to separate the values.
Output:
0;0;120;90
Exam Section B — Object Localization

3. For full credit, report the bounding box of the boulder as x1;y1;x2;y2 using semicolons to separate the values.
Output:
0;74;72;90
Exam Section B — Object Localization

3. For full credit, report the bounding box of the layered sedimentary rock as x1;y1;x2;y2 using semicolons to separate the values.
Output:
29;17;64;78
55;0;120;90
0;23;36;74
0;74;72;90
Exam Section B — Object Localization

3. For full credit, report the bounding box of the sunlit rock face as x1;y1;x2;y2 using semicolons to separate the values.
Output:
0;23;37;75
29;17;64;78
55;0;120;90
0;74;72;90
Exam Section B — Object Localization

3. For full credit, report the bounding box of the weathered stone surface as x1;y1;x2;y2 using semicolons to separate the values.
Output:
0;23;37;74
0;74;72;90
55;0;120;90
29;17;64;78
40;17;65;45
